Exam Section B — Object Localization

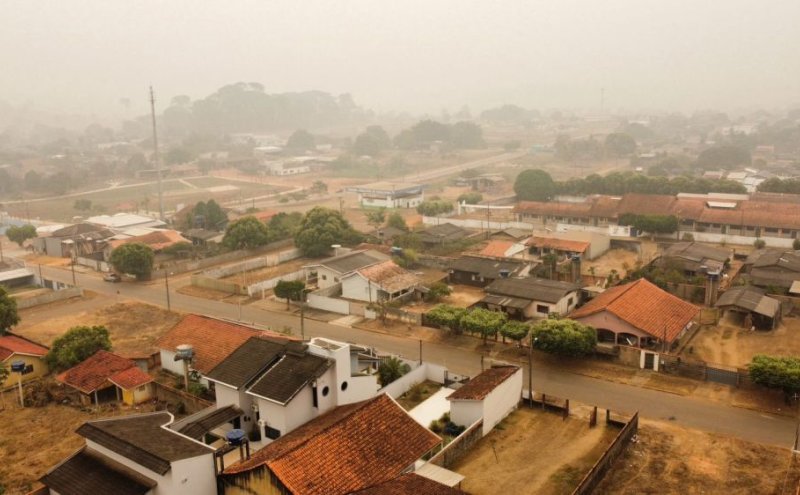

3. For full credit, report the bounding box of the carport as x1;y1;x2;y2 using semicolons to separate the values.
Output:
715;286;782;330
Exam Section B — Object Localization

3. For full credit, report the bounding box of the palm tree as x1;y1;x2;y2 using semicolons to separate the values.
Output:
378;356;411;387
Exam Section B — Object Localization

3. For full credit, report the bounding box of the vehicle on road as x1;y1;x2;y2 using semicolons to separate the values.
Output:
103;273;121;283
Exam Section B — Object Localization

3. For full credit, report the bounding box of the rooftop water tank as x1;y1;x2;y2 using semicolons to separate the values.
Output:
175;344;194;361
11;360;25;373
227;429;246;446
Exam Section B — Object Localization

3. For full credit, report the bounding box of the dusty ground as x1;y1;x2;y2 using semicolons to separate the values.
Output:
395;380;442;411
454;407;617;495
218;257;310;283
14;299;182;358
583;248;645;279
689;314;800;368
597;419;800;495
0;394;158;495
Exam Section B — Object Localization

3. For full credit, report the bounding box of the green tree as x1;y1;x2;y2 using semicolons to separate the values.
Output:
222;216;271;250
353;125;392;156
604;133;637;157
450;121;485;148
6;224;37;247
386;212;409;232
754;239;766;249
165;147;194;165
530;319;596;357
73;198;92;211
24;170;42;190
457;192;483;204
425;304;467;332
514;169;557;201
286;129;315;151
109;242;155;280
424;281;452;303
393;248;419;269
460;308;507;344
189;199;227;230
266;212;303;242
310;180;328;194
0;286;20;336
377;356;411;387
696;145;751;170
500;321;530;347
416;200;454;216
749;355;800;399
364;208;386;230
294;207;362;257
274;279;306;309
45;325;112;372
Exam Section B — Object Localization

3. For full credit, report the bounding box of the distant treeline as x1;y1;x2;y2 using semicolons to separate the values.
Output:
556;172;746;196
757;177;800;195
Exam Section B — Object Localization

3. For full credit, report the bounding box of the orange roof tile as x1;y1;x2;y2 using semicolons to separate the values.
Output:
57;350;139;394
108;366;153;390
0;334;48;361
155;315;290;374
526;236;589;253
223;394;441;495
355;261;419;293
449;366;520;401
569;279;699;342
480;240;515;258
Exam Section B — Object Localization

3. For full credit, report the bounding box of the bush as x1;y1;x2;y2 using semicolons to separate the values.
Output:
188;382;208;397
457;192;483;204
749;355;800;398
754;239;766;249
530;319;597;357
425;304;467;332
681;232;695;241
429;419;444;434
424;281;452;302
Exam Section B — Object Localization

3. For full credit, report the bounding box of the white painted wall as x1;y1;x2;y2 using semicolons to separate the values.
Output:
212;383;255;432
315;266;343;289
341;274;379;303
159;350;211;387
307;292;350;314
378;362;448;399
480;368;523;436
522;291;578;318
449;400;483;429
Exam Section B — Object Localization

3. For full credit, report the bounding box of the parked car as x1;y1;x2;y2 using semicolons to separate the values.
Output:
103;273;121;283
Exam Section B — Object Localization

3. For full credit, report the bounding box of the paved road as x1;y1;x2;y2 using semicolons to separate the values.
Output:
33;264;798;448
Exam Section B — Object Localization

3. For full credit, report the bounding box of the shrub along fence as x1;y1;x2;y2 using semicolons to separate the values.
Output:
427;419;484;469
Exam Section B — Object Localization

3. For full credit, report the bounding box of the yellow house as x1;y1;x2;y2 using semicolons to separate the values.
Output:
0;334;49;390
56;350;153;405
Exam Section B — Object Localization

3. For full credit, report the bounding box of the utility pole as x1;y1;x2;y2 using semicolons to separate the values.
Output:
71;253;77;286
528;336;534;408
0;236;3;261
149;86;165;221
164;271;171;311
300;304;306;341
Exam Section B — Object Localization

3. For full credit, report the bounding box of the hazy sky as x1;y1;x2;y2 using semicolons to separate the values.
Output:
2;0;799;118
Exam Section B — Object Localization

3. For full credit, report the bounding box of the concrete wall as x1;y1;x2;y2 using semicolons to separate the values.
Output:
341;274;379;303
247;269;305;297
378;362;448;399
480;368;523;436
150;239;294;279
15;287;83;310
422;216;532;231
307;284;350;314
121;383;153;405
688;231;795;248
556;223;632;238
450;400;483;430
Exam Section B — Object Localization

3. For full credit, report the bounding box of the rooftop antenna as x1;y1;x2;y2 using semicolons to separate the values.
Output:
149;86;165;221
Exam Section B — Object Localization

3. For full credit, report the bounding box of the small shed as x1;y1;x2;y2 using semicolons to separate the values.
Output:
448;365;522;436
715;286;782;330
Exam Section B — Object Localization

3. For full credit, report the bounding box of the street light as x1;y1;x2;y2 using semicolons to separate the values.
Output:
164;271;172;311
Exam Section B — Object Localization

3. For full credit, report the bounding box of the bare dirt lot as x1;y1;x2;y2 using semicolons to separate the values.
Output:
0;396;157;495
454;407;617;495
597;419;800;495
583;248;645;279
14;300;182;358
689;314;800;368
218;257;310;283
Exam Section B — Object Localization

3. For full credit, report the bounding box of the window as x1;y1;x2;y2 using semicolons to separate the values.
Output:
312;385;318;408
536;304;550;314
321;274;327;280
341;381;348;392
567;297;574;306
322;386;330;397
137;386;146;392
265;426;281;440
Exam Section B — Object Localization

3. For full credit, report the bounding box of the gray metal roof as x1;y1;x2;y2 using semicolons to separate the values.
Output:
716;286;781;318
204;337;288;389
485;277;580;304
247;352;332;405
449;256;527;279
314;250;388;274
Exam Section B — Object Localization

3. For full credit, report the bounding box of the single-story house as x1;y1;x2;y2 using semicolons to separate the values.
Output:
569;278;700;349
479;240;523;258
449;255;533;287
489;228;531;242
104;229;190;260
220;393;443;495
183;228;224;246
0;267;36;288
715;286;782;330
348;181;425;209
32;223;115;258
56;350;153;405
0;334;49;389
448;365;522;436
478;278;581;318
525;231;610;261
654;242;731;276
304;249;389;290
341;260;420;303
743;249;800;289
367;226;406;245
417;223;471;247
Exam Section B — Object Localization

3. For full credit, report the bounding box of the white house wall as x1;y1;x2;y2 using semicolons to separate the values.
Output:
214;384;255;432
450;401;483;430
480;369;523;436
341;275;379;303
159;349;211;387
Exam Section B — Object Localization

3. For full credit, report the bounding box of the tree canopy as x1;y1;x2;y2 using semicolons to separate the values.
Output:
500;321;530;346
353;125;391;156
45;325;113;372
618;213;679;235
696;145;751;170
460;308;507;344
604;133;637;157
377;356;411;387
266;212;303;241
531;319;596;357
556;172;745;196
186;200;227;230
274;279;306;309
222;216;271;250
394;120;484;150
364;208;386;230
286;129;316;151
109;243;154;280
386;212;409;231
457;192;483;205
294;207;362;257
416;200;454;216
425;304;467;332
6;224;37;247
0;286;20;336
514;169;557;201
749;355;800;398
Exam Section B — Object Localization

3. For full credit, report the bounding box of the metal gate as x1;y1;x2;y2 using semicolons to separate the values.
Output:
706;366;739;386
643;352;655;370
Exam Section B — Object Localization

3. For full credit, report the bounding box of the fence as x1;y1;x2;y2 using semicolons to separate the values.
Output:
378;362;449;399
150;239;295;279
76;256;111;272
152;381;213;415
571;411;639;495
427;418;484;468
247;268;305;297
15;287;83;309
307;284;350;314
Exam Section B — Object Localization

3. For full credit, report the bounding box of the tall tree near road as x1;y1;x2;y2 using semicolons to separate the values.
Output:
222;216;270;250
274;280;306;309
109;243;155;280
294;207;362;257
530;319;596;357
6;225;37;248
0;286;20;336
364;208;386;230
514;169;557;201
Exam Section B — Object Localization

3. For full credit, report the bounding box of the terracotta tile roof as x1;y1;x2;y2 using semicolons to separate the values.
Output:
480;240;515;258
108;366;153;390
351;473;467;494
448;365;520;401
155;315;286;374
251;210;279;222
223;394;441;495
526;236;589;253
57;350;142;394
355;260;420;293
513;200;593;217
0;334;48;361
618;194;677;216
569;279;699;342
108;230;189;251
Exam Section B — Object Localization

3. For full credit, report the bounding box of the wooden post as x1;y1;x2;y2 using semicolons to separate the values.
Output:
589;406;597;427
563;399;569;419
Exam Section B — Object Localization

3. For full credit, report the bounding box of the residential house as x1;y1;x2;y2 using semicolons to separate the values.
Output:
105;230;190;261
40;412;216;495
348;181;425;209
743;249;800;289
417;223;471;247
0;267;35;288
341;260;420;303
304;249;389;290
479;240;520;258
32;223;115;258
525;231;610;261
715;286;782;330
489;228;531;242
569;278;699;348
448;365;523;436
220;394;442;495
155;315;287;387
56;350;153;405
86;213;167;231
183;228;224;246
266;160;311;176
448;255;532;287
367;225;406;245
0;333;48;389
654;242;731;277
478;278;581;319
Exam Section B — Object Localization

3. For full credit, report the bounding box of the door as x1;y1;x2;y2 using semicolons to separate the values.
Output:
643;352;655;370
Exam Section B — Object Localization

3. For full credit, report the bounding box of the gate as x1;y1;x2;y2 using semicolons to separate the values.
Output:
643;352;655;370
706;366;739;386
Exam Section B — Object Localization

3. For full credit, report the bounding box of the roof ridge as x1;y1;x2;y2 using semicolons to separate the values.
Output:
578;279;640;318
